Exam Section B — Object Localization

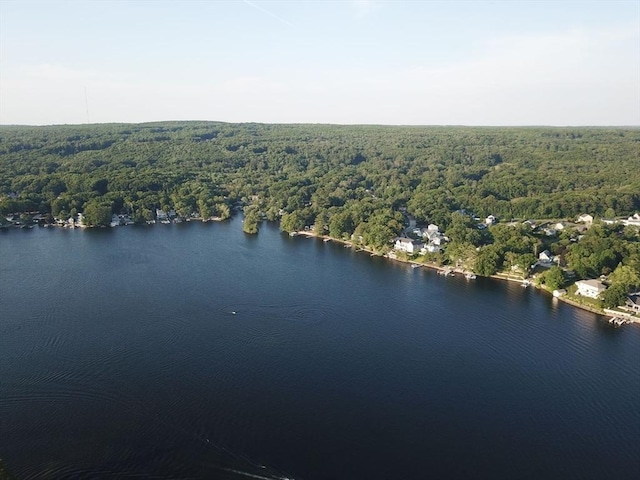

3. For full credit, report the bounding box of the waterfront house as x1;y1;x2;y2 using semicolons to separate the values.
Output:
421;244;441;254
624;294;640;313
622;213;640;227
575;279;607;299
394;237;423;254
577;214;594;224
539;250;554;263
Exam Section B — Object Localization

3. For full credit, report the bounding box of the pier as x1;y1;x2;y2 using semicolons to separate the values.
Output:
603;309;639;327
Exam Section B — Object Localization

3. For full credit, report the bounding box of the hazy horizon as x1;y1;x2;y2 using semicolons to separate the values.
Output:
1;0;638;127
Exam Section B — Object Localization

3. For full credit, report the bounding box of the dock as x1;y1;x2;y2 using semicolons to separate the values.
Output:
608;316;628;327
603;309;639;327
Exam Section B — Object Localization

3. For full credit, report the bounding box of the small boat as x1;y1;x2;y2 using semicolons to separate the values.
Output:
289;232;298;237
323;238;331;242
465;273;476;279
411;264;421;269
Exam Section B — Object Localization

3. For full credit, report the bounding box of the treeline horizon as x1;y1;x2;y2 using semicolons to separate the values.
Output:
1;121;638;227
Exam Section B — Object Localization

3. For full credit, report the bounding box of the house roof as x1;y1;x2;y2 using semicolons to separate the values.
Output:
395;237;412;243
627;295;640;306
576;279;607;291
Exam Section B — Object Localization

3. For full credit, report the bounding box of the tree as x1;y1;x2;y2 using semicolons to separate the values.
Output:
83;199;112;227
474;245;501;276
329;210;354;239
446;241;477;269
280;211;305;233
134;208;153;224
243;207;260;234
609;264;640;291
198;198;212;219
601;283;628;308
217;203;231;220
542;266;566;290
446;213;483;246
314;210;329;236
265;206;279;222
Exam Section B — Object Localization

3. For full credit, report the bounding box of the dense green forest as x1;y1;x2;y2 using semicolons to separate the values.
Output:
1;122;639;301
1;122;638;225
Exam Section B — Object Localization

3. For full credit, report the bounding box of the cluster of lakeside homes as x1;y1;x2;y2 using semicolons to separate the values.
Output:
393;224;448;255
389;212;640;321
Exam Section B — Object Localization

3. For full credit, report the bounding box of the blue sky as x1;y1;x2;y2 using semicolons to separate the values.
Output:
1;0;638;125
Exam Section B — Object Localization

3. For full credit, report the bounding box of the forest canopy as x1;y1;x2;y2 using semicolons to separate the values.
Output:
1;122;638;231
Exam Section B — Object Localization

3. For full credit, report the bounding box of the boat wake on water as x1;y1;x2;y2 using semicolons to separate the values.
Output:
220;468;296;480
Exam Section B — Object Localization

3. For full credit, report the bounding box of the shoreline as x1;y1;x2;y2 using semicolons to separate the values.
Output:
7;222;637;326
294;230;639;326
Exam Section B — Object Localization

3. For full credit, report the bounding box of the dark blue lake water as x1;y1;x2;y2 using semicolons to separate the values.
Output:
1;218;639;479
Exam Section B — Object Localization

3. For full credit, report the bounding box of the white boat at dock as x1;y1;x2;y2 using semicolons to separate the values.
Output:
465;273;476;279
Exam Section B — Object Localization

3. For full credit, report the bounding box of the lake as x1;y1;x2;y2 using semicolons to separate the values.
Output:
1;218;639;479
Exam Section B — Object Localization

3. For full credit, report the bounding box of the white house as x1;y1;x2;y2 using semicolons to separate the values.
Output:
156;209;168;220
623;213;640;227
575;279;607;299
577;214;594;224
421;244;441;254
394;237;423;254
624;295;640;313
554;222;566;231
539;250;554;263
485;215;496;225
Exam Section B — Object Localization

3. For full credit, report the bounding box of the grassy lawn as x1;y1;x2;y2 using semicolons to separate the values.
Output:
565;283;603;309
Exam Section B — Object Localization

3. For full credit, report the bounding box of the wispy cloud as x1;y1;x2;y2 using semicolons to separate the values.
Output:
242;0;293;27
21;63;97;81
351;0;382;20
